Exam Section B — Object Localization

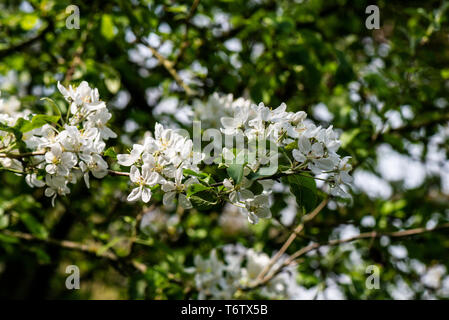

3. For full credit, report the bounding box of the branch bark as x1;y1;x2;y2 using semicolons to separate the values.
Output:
140;37;196;96
256;198;328;281
247;222;449;290
174;0;201;66
0;229;148;273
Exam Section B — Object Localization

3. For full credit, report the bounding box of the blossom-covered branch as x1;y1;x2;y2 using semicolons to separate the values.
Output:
0;80;353;225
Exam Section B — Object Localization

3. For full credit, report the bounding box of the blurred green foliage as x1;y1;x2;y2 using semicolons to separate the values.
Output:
0;0;449;299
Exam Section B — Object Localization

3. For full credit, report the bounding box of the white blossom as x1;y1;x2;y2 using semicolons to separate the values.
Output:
188;244;300;299
0;82;118;205
127;165;162;203
117;122;201;207
161;168;196;209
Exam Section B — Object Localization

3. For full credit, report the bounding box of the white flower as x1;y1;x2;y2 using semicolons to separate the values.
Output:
171;137;194;167
269;102;288;123
245;249;271;279
292;134;339;174
223;178;234;189
85;108;117;140
79;153;109;188
328;156;353;199
127;165;161;203
292;136;323;163
57;81;103;113
220;106;249;136
0;81;116;206
58;126;97;154
288;110;307;125
0;157;23;172
240;194;271;224
250;102;272;122
44;175;71;206
153;123;177;151
25;173;46;188
188;244;301;299
117;123;200;204
316;125;341;152
190;250;228;299
161;168;196;209
193;93;252;129
0;95;20;115
336;156;353;184
117;144;144;166
44;144;77;176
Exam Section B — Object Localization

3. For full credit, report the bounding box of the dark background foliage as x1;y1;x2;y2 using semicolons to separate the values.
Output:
0;0;449;299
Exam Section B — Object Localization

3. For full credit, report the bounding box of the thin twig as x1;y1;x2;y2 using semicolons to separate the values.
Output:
107;169;130;176
1;229;117;260
140;37;195;96
64;22;93;84
288;222;449;264
174;0;201;66
0;151;46;159
247;222;449;290
0;229;148;273
256;198;328;282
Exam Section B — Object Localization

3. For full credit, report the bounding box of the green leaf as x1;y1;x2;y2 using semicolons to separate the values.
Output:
183;169;209;179
20;14;38;31
183;169;214;184
258;165;278;176
19;212;49;239
187;184;212;197
101;14;116;40
248;181;264;195
105;78;121;94
104;147;117;159
166;5;188;14
17;114;60;133
190;190;219;211
284;174;318;212
340;128;361;148
0;122;16;134
30;247;51;264
284;141;297;151
0;233;19;244
227;164;244;185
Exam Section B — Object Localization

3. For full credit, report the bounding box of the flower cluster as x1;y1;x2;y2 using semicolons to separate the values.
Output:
1;81;353;216
222;178;274;224
186;244;300;299
195;94;354;223
0;82;117;205
192;93;252;130
0;93;32;172
117;123;200;207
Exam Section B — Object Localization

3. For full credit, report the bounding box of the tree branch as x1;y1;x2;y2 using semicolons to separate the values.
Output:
0;151;45;159
255;198;328;281
140;37;196;96
248;222;449;290
0;229;148;273
0;20;53;59
174;0;201;66
107;169;130;177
